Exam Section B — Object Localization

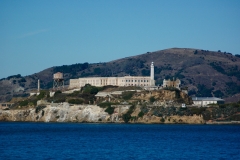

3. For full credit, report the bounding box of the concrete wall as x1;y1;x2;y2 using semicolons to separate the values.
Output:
69;76;153;89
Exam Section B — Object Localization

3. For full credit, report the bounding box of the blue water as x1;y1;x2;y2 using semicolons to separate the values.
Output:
0;123;239;159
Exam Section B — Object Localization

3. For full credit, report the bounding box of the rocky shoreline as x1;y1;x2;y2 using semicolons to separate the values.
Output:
0;103;206;124
1;88;240;124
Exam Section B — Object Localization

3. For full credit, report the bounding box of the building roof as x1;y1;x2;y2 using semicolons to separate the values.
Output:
192;97;224;101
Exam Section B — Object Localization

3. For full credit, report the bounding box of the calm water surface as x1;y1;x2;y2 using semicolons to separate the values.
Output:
0;122;239;159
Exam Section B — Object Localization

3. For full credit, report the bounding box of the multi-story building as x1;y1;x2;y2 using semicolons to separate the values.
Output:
192;97;225;107
69;62;155;88
162;78;181;89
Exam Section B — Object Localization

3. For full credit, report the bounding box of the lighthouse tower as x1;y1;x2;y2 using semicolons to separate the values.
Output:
150;62;155;86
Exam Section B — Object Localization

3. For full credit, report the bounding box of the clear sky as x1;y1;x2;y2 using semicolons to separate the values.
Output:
1;0;240;79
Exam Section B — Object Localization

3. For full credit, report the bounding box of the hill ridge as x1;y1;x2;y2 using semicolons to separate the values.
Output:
0;48;240;103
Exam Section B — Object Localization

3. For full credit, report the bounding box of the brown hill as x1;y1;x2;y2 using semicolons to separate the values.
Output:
0;48;240;102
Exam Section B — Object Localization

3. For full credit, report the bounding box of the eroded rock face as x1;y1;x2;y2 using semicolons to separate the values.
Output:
130;114;204;124
0;103;205;124
0;104;109;123
132;90;193;105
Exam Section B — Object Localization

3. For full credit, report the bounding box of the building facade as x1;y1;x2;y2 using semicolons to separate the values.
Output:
192;97;225;107
69;62;155;88
162;78;181;89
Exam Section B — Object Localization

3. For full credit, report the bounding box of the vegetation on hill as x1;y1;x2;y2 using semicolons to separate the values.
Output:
1;48;240;103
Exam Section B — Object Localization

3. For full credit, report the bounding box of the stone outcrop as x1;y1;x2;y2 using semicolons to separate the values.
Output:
135;115;204;124
132;90;192;105
0;103;205;124
0;103;109;123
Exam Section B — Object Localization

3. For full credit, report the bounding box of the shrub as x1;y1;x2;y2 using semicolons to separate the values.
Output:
7;74;21;80
164;87;179;91
82;84;99;95
55;90;62;95
35;105;46;113
37;91;47;100
105;106;115;115
68;99;83;104
141;69;150;76
196;84;213;97
19;100;28;106
94;68;101;74
190;107;206;115
68;91;80;97
122;113;131;123
54;98;66;103
98;102;112;108
122;105;135;123
213;90;224;98
209;62;225;74
149;96;155;103
160;117;165;123
138;111;144;117
122;91;136;100
225;82;240;95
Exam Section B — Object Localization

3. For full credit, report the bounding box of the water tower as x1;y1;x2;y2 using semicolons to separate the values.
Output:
53;72;64;90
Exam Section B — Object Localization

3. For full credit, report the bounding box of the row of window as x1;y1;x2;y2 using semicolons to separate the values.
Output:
124;79;149;82
125;84;149;86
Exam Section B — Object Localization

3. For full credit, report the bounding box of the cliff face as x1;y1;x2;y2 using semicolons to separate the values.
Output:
132;90;192;105
0;103;205;124
0;103;109;123
136;115;204;124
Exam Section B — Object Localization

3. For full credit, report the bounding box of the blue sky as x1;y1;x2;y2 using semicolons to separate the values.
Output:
1;0;240;79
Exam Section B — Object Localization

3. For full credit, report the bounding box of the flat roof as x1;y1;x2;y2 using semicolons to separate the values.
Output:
192;97;224;101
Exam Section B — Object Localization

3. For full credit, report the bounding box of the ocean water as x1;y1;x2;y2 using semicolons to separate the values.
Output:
0;122;239;160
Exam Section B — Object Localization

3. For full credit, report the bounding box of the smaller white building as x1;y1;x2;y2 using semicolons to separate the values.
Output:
192;97;224;107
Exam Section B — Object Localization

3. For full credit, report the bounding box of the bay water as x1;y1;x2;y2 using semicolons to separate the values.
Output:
0;122;239;159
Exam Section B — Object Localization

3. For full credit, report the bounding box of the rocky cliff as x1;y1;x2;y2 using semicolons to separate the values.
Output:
1;85;239;124
0;103;204;124
0;103;109;123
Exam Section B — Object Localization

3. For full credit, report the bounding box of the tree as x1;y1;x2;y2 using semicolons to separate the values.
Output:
122;113;131;123
94;68;101;74
149;96;155;103
235;54;240;58
194;50;198;54
138;111;144;117
105;106;115;115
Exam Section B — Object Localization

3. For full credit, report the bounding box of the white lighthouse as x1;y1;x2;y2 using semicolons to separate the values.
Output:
38;79;40;92
150;62;155;86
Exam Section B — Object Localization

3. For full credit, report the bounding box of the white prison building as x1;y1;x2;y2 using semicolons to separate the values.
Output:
69;62;155;88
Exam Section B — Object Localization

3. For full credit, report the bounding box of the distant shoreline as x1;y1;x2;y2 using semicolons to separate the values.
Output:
1;120;240;125
206;121;240;125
